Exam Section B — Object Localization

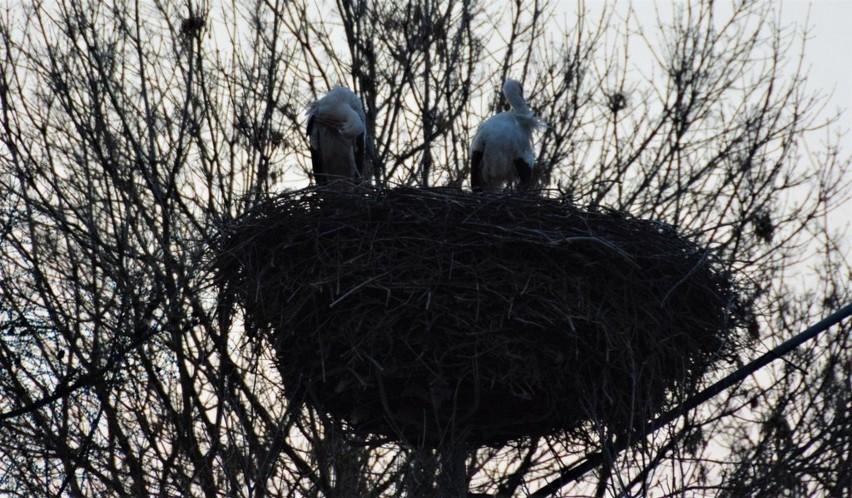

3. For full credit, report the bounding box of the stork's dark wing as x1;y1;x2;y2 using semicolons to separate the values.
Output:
514;158;532;191
470;146;485;192
354;131;366;180
307;115;326;186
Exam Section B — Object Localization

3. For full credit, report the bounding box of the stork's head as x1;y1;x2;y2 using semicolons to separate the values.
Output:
502;79;531;116
308;87;366;138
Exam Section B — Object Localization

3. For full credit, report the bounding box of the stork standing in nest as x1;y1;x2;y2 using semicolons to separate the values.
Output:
307;87;370;186
470;79;543;192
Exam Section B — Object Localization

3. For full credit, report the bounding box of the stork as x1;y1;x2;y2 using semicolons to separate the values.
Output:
306;87;369;186
470;79;542;192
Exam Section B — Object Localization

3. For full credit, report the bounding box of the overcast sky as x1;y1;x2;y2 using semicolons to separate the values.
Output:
792;0;851;135
742;0;850;135
588;0;851;134
583;0;851;251
776;0;851;249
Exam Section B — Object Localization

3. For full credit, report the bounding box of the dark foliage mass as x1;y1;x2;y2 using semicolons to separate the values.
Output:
215;186;750;446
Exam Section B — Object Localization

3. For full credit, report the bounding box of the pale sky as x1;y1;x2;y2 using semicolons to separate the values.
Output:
591;0;851;134
582;0;852;253
779;0;851;252
793;0;851;135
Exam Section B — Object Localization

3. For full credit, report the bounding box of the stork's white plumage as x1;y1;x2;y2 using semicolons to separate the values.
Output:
470;79;542;192
307;87;369;186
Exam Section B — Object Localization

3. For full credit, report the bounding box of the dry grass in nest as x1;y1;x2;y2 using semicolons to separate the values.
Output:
214;186;749;447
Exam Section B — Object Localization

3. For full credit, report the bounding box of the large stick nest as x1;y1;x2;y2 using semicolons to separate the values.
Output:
214;186;749;447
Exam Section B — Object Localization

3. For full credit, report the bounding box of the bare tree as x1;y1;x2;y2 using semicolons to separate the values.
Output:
0;0;848;496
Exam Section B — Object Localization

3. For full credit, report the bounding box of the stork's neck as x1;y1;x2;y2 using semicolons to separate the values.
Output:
506;92;532;116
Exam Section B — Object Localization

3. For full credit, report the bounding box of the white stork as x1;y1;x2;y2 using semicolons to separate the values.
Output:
470;79;542;192
306;87;369;186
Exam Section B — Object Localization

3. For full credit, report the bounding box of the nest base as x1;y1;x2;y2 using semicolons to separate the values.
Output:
215;187;747;446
